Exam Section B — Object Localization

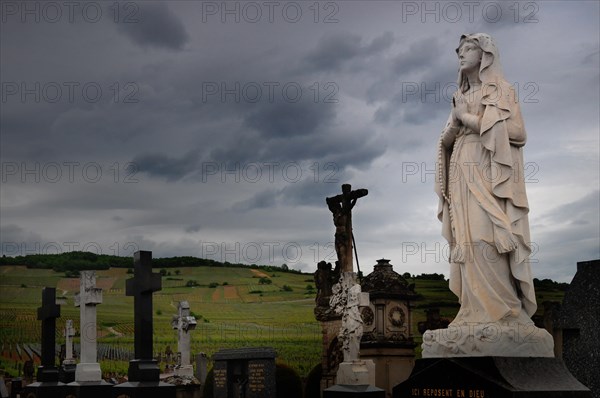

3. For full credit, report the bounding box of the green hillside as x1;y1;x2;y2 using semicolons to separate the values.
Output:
0;261;567;378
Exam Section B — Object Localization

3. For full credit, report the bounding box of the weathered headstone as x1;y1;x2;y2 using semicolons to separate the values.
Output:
213;347;276;398
68;271;112;397
112;250;175;397
58;319;76;383
21;287;65;397
195;353;208;385
171;301;197;376
557;259;599;397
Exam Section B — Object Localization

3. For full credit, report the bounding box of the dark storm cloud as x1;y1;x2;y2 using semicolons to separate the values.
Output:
232;189;279;212
244;99;334;139
132;150;201;181
303;32;394;72
116;3;189;50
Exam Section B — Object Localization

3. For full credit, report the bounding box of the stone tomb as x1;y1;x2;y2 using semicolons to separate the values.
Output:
393;357;591;398
213;347;276;398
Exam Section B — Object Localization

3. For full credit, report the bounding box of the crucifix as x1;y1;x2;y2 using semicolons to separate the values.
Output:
75;271;103;381
326;184;368;273
37;287;61;382
171;301;197;376
125;250;162;381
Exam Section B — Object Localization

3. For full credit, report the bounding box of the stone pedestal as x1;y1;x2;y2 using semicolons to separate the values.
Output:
360;344;415;394
392;357;592;397
336;360;376;386
20;381;66;398
324;384;386;397
422;323;555;358
324;360;385;397
58;363;76;384
66;380;113;398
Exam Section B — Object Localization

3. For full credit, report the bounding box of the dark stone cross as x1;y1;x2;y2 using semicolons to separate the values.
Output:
126;250;161;360
114;250;176;397
326;184;368;273
37;287;61;382
125;250;162;380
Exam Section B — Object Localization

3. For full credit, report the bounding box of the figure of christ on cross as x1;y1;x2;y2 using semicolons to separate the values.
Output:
125;250;162;381
326;184;368;273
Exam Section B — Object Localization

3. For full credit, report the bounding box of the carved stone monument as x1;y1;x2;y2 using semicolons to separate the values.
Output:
171;301;197;377
112;251;176;397
213;347;276;398
360;259;418;395
22;287;65;397
68;271;111;398
58;319;76;383
394;33;591;398
322;185;384;397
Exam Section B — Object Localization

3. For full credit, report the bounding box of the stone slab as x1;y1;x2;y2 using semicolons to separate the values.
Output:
20;381;66;398
324;384;386;397
66;380;113;398
112;381;176;398
392;357;591;398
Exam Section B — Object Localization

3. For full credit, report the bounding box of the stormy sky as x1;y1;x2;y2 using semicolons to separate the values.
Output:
1;1;598;282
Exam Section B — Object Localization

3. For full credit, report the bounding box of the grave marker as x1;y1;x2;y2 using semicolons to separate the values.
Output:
21;288;65;397
171;301;197;377
68;271;111;398
112;251;175;398
213;347;276;398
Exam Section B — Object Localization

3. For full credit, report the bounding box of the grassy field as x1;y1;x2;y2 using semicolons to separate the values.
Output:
0;265;321;377
0;264;566;378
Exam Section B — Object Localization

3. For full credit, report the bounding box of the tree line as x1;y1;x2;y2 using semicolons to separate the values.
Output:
0;251;303;275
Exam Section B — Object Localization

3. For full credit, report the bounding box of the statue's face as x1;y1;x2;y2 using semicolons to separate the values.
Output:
458;41;482;74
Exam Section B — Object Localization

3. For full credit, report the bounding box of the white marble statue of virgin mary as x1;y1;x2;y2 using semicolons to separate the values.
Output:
425;33;554;357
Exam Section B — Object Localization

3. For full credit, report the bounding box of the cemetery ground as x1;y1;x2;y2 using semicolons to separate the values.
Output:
0;263;567;380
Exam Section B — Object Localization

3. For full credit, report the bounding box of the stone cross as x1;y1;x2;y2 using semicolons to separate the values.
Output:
126;251;162;361
326;184;368;273
63;320;76;365
37;287;61;381
75;270;103;381
171;301;197;376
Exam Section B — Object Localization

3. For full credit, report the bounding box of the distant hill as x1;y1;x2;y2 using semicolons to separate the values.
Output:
0;251;304;275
